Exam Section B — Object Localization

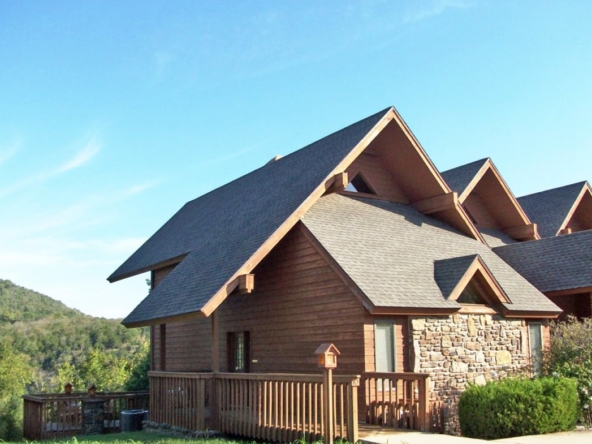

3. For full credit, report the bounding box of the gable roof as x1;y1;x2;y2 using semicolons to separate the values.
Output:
440;158;489;197
494;229;592;294
115;107;394;326
518;181;590;238
441;158;537;243
301;194;560;316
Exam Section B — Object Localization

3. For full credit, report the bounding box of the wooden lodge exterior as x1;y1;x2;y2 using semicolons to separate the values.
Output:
108;106;592;438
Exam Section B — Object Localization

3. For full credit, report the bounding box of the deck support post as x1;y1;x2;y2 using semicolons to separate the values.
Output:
210;310;220;429
322;368;334;444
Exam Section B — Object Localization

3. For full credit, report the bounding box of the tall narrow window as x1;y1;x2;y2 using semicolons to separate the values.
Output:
374;323;395;372
228;331;250;373
529;323;542;375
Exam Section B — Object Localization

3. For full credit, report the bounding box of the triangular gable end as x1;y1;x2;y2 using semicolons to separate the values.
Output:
559;182;592;235
334;109;483;243
435;255;510;312
446;159;538;242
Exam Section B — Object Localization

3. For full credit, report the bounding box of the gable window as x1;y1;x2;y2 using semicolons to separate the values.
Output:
374;322;395;372
228;331;250;373
345;173;375;194
457;282;487;304
529;323;543;375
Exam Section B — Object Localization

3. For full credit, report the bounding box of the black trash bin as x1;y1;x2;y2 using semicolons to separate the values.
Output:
121;409;148;432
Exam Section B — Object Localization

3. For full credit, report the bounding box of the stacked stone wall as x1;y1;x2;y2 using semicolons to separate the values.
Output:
410;313;528;435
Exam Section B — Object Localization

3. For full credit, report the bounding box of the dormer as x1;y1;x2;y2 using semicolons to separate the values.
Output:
442;159;538;246
518;181;592;238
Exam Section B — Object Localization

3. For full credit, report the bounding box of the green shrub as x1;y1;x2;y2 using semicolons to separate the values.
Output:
458;377;578;439
543;316;592;424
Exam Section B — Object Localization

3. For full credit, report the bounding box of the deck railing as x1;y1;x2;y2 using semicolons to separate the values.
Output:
22;391;149;441
362;372;430;432
149;371;360;443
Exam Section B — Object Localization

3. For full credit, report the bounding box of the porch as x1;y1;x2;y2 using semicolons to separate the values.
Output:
148;370;440;443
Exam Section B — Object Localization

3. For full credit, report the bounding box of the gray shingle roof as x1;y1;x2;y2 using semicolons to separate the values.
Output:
493;230;592;293
517;182;587;238
433;255;479;299
302;194;560;314
440;158;489;195
115;108;392;325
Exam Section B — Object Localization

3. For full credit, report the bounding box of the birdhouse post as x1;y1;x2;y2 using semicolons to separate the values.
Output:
315;343;340;444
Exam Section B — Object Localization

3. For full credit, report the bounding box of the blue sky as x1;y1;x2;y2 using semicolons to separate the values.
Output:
1;0;591;318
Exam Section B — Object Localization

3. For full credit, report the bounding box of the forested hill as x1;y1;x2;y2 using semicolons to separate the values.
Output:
0;279;148;373
0;279;82;323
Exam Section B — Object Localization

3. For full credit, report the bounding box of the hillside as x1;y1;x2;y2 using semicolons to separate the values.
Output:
0;279;148;374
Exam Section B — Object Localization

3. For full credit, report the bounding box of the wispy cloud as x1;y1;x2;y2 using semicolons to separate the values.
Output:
0;139;21;167
55;138;101;173
404;0;474;23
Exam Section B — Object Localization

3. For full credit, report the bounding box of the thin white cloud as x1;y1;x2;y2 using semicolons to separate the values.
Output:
0;139;21;166
56;138;101;173
404;0;474;23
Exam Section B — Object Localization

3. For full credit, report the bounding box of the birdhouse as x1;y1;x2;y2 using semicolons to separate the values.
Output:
315;343;340;369
64;382;73;394
87;384;97;397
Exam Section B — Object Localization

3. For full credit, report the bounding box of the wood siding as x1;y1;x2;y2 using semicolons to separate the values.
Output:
346;152;409;204
363;316;409;373
151;224;372;374
549;292;592;320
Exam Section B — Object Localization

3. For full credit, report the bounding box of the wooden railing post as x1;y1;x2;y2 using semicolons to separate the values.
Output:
322;368;334;444
347;378;359;444
417;376;429;432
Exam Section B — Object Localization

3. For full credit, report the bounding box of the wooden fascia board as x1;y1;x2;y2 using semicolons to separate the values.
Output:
458;161;490;202
487;162;535;226
389;106;451;194
544;286;592;297
500;308;560;319
297;223;377;314
370;306;458;316
200;110;396;318
557;184;591;235
447;256;510;304
123;310;206;328
108;253;188;283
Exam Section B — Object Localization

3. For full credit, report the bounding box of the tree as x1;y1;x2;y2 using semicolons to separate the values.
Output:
0;340;34;441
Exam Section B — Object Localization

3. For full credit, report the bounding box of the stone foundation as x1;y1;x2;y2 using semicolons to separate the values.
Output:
410;314;529;435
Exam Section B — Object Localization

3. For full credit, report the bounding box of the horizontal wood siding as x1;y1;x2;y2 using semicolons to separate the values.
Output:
346;153;409;203
216;225;368;374
463;193;500;230
363;316;409;373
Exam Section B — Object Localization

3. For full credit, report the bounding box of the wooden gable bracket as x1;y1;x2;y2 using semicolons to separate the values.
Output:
237;274;255;294
324;172;349;194
503;223;539;241
558;227;573;235
412;192;458;215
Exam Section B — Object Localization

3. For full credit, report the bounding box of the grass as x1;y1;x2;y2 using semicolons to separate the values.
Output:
26;432;256;444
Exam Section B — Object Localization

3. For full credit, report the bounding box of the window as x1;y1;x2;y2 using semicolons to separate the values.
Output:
529;323;543;375
227;331;250;373
457;282;487;304
345;173;375;194
374;323;395;372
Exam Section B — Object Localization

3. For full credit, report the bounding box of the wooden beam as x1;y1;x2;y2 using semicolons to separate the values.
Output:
237;274;255;294
159;324;166;371
558;227;572;235
412;192;458;215
545;286;592;297
324;172;348;194
504;223;539;240
211;310;219;372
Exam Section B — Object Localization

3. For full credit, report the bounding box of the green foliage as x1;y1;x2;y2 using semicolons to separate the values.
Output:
543;316;592;424
458;377;578;439
125;343;150;391
0;339;34;441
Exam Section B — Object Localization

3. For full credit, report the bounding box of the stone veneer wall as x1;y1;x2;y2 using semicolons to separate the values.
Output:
410;313;529;435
